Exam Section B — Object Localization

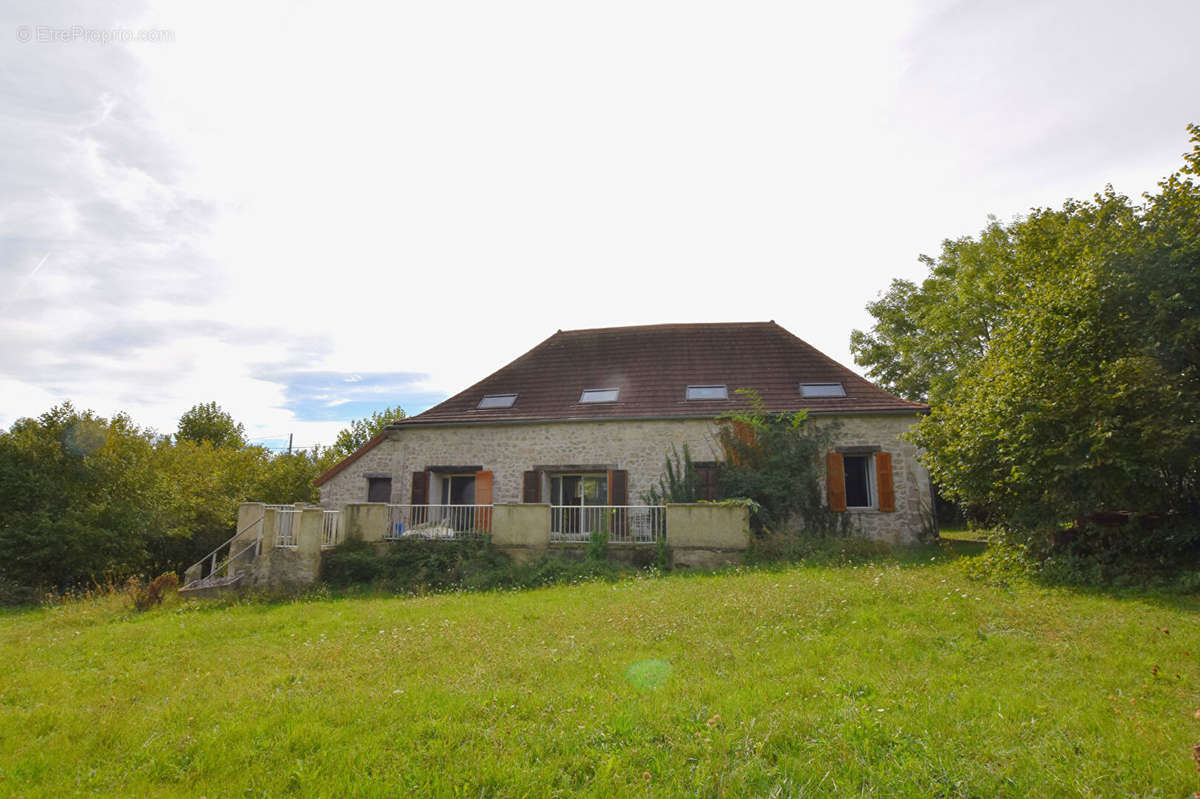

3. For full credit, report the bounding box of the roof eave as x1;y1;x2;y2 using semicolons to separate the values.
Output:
312;430;389;487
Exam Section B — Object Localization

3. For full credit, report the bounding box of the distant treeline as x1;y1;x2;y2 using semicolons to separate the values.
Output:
0;401;404;601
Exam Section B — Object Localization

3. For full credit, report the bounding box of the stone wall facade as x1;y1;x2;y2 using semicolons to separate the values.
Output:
318;413;932;542
820;414;934;543
318;439;395;510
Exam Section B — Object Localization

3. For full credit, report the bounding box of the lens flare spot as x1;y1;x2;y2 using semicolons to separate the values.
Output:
625;659;671;691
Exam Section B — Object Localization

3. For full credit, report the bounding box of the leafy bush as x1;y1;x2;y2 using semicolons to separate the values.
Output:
586;529;608;562
127;572;180;611
641;444;702;504
321;537;641;595
962;519;1200;592
746;528;893;565
715;389;846;537
0;574;36;607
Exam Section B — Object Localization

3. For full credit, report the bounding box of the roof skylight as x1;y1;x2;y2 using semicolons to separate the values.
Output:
477;393;518;409
799;383;846;398
685;384;728;400
579;388;620;403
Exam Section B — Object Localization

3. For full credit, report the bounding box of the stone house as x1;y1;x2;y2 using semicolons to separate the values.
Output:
316;322;933;542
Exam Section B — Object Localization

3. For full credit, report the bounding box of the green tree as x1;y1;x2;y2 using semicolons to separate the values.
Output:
332;405;405;457
881;125;1200;531
175;401;246;448
254;447;338;504
848;212;1054;405
0;403;169;591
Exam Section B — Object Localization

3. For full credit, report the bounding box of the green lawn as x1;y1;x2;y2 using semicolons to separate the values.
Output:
2;551;1198;797
937;526;989;543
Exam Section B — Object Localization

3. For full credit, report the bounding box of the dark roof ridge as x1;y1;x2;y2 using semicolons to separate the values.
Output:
555;320;777;336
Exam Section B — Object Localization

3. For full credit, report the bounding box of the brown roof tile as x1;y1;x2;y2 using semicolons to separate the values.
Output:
395;322;926;427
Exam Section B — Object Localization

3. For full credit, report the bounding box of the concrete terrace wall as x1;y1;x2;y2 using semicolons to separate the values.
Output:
319;414;932;543
337;501;751;568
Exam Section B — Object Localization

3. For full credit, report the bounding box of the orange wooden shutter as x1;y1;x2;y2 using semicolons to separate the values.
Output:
826;452;846;512
729;419;757;465
474;470;493;504
875;452;895;512
522;470;542;503
474;470;493;532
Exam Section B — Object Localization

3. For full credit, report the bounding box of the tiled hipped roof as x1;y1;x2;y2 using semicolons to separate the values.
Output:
396;322;926;427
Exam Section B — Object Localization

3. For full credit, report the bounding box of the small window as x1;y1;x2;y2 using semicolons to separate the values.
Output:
367;477;392;503
477;393;517;409
843;454;874;508
800;383;846;398
579;388;620;403
685;385;728;400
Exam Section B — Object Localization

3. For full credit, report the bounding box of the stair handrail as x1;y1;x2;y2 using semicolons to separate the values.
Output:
199;533;263;586
185;513;266;582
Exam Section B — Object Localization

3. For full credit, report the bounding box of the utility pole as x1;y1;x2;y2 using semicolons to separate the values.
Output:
287;433;293;455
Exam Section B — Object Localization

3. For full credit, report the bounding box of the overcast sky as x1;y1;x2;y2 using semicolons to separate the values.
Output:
2;0;1198;450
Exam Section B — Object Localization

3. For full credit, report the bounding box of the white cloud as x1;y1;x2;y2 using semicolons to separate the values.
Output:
1;0;1198;442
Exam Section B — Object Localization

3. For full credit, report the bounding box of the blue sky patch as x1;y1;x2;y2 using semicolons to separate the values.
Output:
258;370;447;423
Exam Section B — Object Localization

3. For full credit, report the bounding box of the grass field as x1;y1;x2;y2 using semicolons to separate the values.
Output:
2;546;1199;797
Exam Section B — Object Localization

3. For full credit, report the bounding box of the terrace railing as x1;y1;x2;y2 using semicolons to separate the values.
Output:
321;510;342;548
550;505;665;544
384;504;493;539
275;508;300;548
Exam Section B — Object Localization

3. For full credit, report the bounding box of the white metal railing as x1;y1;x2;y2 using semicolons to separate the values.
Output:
276;509;300;548
550;505;665;544
322;510;341;548
384;504;493;539
183;512;266;588
183;532;263;588
264;504;294;511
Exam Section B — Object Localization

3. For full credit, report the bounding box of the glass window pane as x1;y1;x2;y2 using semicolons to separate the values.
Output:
477;394;517;409
580;388;620;403
844;455;871;507
581;476;608;505
561;476;581;505
800;383;846;398
686;385;728;400
449;475;475;505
